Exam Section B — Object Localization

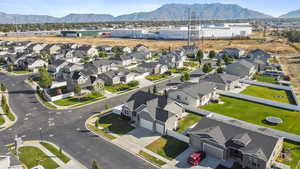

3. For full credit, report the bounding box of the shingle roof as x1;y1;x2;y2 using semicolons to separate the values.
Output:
203;73;240;85
225;60;255;77
190;118;280;161
175;82;216;98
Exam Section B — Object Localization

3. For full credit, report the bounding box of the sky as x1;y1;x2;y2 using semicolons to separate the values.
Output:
0;0;299;17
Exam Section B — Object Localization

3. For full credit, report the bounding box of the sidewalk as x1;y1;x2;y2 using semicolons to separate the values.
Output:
22;141;87;169
0;93;17;131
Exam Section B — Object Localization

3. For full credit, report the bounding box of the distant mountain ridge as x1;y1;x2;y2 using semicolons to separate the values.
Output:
280;9;300;18
0;3;273;24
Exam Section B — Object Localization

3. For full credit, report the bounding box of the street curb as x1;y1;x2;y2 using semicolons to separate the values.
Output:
0;92;18;132
85;113;161;169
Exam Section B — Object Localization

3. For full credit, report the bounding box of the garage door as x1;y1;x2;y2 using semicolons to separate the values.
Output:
203;143;224;160
140;119;153;131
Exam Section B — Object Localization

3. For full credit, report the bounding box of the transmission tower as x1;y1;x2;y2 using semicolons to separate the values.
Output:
187;9;200;48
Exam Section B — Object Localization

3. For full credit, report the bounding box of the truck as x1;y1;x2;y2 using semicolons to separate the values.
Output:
187;151;206;166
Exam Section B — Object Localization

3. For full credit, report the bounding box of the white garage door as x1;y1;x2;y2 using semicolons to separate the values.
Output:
140;119;153;131
203;143;224;160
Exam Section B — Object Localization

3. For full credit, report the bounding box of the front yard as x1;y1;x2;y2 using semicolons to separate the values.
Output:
202;96;300;135
18;146;59;169
104;81;139;93
168;67;191;74
145;136;189;160
253;74;278;84
176;113;202;133
53;93;105;107
139;151;166;166
241;85;292;104
97;113;135;135
146;73;170;82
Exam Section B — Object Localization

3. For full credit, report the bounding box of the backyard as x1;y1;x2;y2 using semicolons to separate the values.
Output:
97;113;135;135
241;85;293;104
53;93;105;107
145;136;189;160
253;74;278;84
18;146;59;169
176;113;202;133
202;96;300;135
280;140;300;169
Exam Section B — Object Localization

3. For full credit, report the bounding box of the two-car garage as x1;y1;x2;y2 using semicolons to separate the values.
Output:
203;143;224;160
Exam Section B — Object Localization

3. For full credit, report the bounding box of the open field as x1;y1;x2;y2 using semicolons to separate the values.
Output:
202;96;300;135
241;85;292;104
0;35;298;54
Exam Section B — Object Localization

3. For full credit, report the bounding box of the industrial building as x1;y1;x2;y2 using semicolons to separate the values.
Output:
110;23;252;40
61;30;112;37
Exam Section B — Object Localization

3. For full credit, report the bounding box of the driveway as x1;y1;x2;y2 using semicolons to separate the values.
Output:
163;148;222;169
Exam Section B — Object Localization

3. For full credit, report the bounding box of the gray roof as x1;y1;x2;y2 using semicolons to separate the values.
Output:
174;82;216;99
100;69;131;79
111;54;132;61
225;60;255;77
52;59;67;67
203;73;240;85
190;118;280;161
138;62;159;69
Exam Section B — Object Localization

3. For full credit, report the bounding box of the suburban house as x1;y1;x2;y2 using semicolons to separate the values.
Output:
180;45;199;57
137;62;168;74
218;48;246;59
65;50;85;63
189;118;283;169
48;59;69;80
61;63;84;80
110;54;135;66
131;51;152;61
225;60;256;78
98;69;135;86
133;44;149;52
159;51;185;68
246;49;271;70
168;82;218;107
10;41;31;53
67;70;104;92
25;43;46;53
113;46;132;53
77;45;98;57
201;73;241;91
97;45;112;52
84;59;115;74
121;91;184;134
41;44;62;55
17;56;48;72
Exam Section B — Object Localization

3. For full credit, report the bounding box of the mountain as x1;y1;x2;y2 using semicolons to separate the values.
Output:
280;9;300;18
0;3;272;24
115;3;272;21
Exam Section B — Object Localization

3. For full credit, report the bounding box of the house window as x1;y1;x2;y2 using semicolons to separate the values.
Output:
176;95;181;100
133;111;137;117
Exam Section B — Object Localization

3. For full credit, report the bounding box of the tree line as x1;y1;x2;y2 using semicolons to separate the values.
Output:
283;30;300;43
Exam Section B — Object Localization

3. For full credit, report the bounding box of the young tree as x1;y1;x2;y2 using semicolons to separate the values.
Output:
223;53;234;65
196;50;204;62
92;160;100;169
202;63;212;73
38;67;52;89
0;83;6;92
153;85;157;94
74;84;82;95
7;64;13;72
217;67;224;73
180;72;190;82
208;50;216;59
217;58;223;66
98;51;107;58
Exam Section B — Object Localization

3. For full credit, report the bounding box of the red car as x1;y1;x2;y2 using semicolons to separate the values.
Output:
187;151;206;166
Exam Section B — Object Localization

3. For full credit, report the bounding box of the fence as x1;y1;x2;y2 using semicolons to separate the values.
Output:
166;129;190;143
184;106;213;117
43;90;74;102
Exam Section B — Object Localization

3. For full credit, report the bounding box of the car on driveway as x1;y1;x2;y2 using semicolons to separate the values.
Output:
188;151;206;166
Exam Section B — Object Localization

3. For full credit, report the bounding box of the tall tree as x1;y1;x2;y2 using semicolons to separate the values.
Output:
202;63;212;73
38;67;52;89
153;85;157;94
0;83;6;92
92;160;100;169
208;50;216;59
196;50;204;63
180;72;190;82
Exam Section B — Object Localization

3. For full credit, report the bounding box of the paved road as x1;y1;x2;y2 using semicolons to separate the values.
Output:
0;69;205;169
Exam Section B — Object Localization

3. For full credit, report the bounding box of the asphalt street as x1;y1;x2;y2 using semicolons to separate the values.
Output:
0;69;204;169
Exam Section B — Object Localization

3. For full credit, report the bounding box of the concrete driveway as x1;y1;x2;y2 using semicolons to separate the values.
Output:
163;148;222;169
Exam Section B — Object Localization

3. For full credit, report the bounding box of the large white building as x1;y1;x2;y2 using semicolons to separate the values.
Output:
111;23;252;40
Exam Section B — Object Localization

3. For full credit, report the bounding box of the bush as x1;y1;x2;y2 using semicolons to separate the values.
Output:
127;80;139;87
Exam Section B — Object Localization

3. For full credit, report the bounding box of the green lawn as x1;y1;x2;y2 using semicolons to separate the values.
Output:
18;146;59;169
202;96;300;135
241;86;292;104
97;113;134;135
12;70;31;74
184;61;199;68
176;113;202;133
139;151;166;166
168;68;191;74
0;115;4;126
145;136;189;160
40;142;70;163
146;73;170;81
281;140;300;169
53;93;105;107
253;75;278;84
87;124;116;140
37;92;56;109
104;82;139;93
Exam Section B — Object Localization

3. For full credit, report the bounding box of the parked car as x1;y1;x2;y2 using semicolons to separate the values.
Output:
187;151;206;166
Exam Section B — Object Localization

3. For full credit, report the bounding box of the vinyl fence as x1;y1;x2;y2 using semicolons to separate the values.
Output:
166;129;190;143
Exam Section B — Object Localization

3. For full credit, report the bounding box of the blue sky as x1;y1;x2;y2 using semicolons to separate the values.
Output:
0;0;299;17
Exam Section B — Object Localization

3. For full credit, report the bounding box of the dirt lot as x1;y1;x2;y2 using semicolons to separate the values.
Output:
0;35;298;54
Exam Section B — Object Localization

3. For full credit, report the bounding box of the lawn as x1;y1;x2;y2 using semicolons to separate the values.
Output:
184;61;199;68
145;136;189;160
280;140;300;169
202;96;300;135
139;151;166;166
18;146;59;169
53;93;105;107
104;81;139;93
253;74;278;84
97;113;134;135
146;73;170;81
12;70;31;74
176;113;202;133
168;67;191;74
0;115;4;126
241;86;292;104
37;92;56;109
87;124;116;140
40;142;70;163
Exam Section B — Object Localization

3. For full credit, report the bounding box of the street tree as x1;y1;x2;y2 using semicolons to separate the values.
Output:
153;85;157;94
74;84;82;95
223;53;234;65
217;67;224;73
92;160;100;169
180;72;190;82
202;63;212;73
217;58;223;66
196;50;204;63
38;67;52;89
208;50;216;59
0;83;6;92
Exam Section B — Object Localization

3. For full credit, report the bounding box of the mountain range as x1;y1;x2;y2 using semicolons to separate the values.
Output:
280;9;300;18
0;3;297;24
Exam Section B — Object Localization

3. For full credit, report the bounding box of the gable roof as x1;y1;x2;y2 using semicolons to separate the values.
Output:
225;60;255;77
190;118;280;161
172;82;216;99
203;73;240;85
